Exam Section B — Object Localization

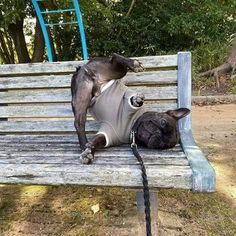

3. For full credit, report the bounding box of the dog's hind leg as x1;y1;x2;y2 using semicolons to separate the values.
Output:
111;53;144;73
71;73;94;151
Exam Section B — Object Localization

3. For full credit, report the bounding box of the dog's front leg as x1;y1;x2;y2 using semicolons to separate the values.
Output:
73;111;88;151
80;133;106;164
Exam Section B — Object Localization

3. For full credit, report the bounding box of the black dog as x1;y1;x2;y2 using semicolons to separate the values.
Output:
71;54;190;164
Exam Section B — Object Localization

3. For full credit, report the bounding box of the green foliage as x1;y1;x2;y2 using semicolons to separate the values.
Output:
0;0;236;62
0;0;32;27
167;0;236;45
193;40;230;73
192;40;231;93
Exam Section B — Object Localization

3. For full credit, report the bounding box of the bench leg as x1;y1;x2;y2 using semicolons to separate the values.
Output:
136;191;159;235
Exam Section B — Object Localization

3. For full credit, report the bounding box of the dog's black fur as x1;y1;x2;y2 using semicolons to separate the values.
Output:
71;54;190;164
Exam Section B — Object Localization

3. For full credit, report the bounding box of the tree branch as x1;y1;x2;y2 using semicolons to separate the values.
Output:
126;0;136;17
32;18;45;62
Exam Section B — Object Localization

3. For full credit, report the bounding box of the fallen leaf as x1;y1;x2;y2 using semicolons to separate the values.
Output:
91;204;100;214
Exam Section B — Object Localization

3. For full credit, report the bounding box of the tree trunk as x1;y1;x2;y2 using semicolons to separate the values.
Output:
0;31;14;64
5;31;15;62
8;19;31;63
199;35;236;88
31;18;45;62
48;28;57;61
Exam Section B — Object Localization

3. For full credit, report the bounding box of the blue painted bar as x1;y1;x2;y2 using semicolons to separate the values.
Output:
32;0;53;62
41;9;75;14
32;0;88;61
73;0;88;60
45;21;78;26
177;52;216;192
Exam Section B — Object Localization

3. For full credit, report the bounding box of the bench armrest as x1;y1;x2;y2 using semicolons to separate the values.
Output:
179;129;216;192
177;52;215;192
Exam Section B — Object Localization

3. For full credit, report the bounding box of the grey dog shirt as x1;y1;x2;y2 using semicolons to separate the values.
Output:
89;80;145;147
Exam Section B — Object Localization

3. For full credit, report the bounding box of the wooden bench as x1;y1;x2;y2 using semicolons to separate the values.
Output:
0;52;215;232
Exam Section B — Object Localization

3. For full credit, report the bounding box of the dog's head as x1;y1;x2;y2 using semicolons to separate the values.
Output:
135;108;190;149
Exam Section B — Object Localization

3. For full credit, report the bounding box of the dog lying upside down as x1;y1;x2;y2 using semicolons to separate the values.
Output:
71;54;190;164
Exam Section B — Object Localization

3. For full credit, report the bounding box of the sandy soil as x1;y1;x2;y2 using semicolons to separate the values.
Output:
192;104;236;205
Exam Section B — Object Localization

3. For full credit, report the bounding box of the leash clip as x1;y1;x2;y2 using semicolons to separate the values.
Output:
131;130;137;148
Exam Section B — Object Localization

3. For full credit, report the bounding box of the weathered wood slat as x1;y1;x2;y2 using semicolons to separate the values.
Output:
0;150;185;158
0;103;177;118
0;157;188;166
0;135;182;152
3;118;193;133
0;120;83;132
0;163;192;188
0;71;177;89
123;71;177;85
0;55;177;76
0;141;181;150
0;135;78;143
0;135;179;144
0;86;177;104
0;144;183;154
0;149;188;165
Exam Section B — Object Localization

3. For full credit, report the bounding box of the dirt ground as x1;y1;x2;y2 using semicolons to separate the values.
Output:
0;104;235;236
192;104;236;205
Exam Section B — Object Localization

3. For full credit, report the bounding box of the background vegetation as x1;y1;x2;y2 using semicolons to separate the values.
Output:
0;0;236;92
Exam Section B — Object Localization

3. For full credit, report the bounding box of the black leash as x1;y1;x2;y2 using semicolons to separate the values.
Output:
131;131;152;236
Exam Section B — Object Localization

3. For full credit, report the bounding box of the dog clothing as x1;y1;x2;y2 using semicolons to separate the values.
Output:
89;80;145;147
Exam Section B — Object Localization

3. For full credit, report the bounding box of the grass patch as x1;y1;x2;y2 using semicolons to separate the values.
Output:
159;189;236;235
0;185;235;235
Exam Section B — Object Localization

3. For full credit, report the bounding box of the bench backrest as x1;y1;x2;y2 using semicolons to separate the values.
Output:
0;52;191;135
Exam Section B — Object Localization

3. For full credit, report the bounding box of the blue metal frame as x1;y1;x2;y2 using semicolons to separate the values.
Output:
32;0;53;62
73;0;88;60
32;0;88;62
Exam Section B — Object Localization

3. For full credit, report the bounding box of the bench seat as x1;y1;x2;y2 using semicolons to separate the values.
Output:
0;135;191;188
0;52;215;192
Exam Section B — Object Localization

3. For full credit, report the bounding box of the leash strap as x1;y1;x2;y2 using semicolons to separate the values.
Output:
131;131;152;236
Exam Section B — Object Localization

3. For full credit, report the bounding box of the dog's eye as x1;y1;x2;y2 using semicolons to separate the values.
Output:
160;119;167;128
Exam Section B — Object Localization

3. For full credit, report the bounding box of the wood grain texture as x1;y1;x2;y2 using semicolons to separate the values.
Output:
0;147;187;166
0;103;177;118
0;71;177;89
0;163;191;188
0;55;177;76
0;86;177;104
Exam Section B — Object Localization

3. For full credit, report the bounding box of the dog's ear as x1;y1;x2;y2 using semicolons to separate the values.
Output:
166;108;190;120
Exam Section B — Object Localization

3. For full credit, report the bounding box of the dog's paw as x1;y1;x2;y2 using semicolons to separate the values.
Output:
131;60;144;73
131;93;145;107
80;148;94;164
